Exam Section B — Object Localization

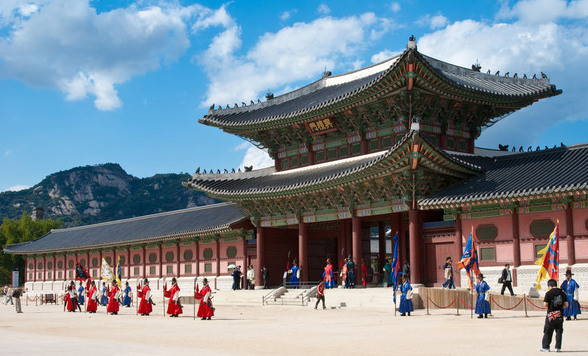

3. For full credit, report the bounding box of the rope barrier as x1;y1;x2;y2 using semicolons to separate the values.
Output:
525;297;547;310
491;297;524;310
428;297;457;309
459;297;474;310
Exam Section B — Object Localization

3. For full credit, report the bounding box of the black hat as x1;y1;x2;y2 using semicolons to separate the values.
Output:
566;269;574;276
477;273;484;279
203;278;208;283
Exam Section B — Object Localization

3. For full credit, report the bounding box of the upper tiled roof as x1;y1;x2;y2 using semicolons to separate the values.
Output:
200;47;560;129
4;203;247;254
185;130;482;197
419;143;588;207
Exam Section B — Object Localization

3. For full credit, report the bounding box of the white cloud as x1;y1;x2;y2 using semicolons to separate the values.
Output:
317;4;331;15
236;142;274;170
390;2;401;13
280;11;291;21
417;14;449;29
7;185;30;192
0;0;204;110
418;7;588;147
198;13;393;106
371;49;401;63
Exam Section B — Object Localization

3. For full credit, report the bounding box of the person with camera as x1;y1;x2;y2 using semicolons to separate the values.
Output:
13;286;24;313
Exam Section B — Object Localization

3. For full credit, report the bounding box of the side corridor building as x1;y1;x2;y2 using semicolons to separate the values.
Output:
6;37;588;293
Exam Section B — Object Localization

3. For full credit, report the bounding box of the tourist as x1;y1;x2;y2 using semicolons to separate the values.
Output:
560;269;581;320
383;259;392;287
107;280;120;315
402;262;410;279
13;286;23;313
345;257;356;288
500;263;515;296
232;266;242;290
195;277;214;320
475;273;491;319
70;281;82;312
77;281;85;306
289;260;300;287
138;279;153;316
247;265;255;290
100;282;109;306
86;281;98;313
541;278;568;352
399;275;413;316
314;281;326;310
323;259;335;288
442;257;455;289
340;259;348;288
3;285;10;305
164;277;182;317
262;266;269;289
122;281;132;307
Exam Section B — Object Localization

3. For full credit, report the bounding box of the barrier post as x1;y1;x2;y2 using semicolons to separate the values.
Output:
426;288;430;315
523;293;528;317
456;289;459;316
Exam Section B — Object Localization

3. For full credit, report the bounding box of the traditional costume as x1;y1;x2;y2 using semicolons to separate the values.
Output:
383;261;392;287
195;280;214;320
107;284;120;314
561;271;581;320
289;264;300;286
86;284;98;313
100;284;109;306
138;282;153;316
323;261;335;288
345;258;356;288
164;280;182;317
475;274;491;318
399;280;413;316
122;284;132;307
340;261;348;288
64;286;76;312
78;284;85;305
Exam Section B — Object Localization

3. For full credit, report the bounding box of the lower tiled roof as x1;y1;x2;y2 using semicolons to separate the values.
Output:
420;143;588;207
3;203;247;254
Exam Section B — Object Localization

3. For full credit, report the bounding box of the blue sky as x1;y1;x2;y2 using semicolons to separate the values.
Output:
1;0;587;192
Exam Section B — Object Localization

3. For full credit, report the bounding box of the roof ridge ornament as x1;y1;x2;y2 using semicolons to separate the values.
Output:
407;35;417;50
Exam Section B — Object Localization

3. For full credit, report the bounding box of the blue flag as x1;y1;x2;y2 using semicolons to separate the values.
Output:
391;232;401;300
457;226;480;288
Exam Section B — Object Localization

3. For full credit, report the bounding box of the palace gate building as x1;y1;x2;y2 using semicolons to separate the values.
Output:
6;37;588;293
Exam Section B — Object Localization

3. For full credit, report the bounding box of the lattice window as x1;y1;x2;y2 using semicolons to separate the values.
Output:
476;225;498;240
203;248;213;259
480;247;495;261
183;250;193;261
226;246;237;258
530;220;555;238
165;252;174;262
204;263;212;273
92;258;98;267
148;253;157;263
133;254;141;264
184;265;192;274
339;146;349;158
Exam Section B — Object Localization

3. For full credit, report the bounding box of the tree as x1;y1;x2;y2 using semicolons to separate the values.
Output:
0;213;62;285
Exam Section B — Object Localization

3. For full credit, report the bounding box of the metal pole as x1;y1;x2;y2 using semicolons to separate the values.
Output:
456;289;459;316
523;293;528;317
162;276;166;317
426;288;430;315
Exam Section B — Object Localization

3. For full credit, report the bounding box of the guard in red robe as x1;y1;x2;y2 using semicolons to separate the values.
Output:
64;285;76;312
106;281;120;315
195;278;214;320
164;277;182;317
86;281;98;313
361;258;368;287
138;278;153;316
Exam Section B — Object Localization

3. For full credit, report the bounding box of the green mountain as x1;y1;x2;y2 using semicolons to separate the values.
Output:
0;163;218;226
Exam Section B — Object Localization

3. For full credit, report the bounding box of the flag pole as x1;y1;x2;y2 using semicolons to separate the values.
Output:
135;277;140;315
193;277;197;321
470;273;474;319
162;276;167;318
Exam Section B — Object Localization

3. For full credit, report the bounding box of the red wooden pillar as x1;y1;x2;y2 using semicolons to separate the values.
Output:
397;213;406;265
409;209;421;284
352;217;362;271
43;255;46;282
176;241;181;277
242;236;248;272
256;227;265;287
378;221;386;273
194;240;200;277
566;202;576;265
53;254;57;281
125;247;130;279
512;209;521;267
158;244;163;279
299;223;308;282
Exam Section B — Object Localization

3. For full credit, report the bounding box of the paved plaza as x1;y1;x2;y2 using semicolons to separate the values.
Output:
1;289;586;355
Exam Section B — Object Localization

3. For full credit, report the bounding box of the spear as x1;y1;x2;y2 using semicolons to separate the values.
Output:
162;276;167;317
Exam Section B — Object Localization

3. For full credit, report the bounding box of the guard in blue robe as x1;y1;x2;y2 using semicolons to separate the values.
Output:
100;282;109;306
475;273;491;318
77;283;85;305
561;270;581;320
399;277;413;316
122;282;132;307
289;262;300;287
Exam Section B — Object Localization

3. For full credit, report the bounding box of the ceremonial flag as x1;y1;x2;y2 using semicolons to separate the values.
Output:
115;256;122;287
457;226;480;288
534;219;559;290
75;262;90;281
390;232;401;300
101;258;114;283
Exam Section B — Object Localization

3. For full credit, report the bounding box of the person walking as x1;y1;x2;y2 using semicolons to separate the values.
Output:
100;282;109;306
232;266;242;290
138;279;154;316
500;264;515;296
345;257;356;288
122;281;132;307
246;265;255;290
164;277;182;317
541;278;568;352
442;257;455;289
383;259;392;287
475;273;491;319
13;286;23;313
314;281;326;310
107;280;121;315
560;269;581;320
262;266;269;289
323;259;335;289
289;260;300;287
77;281;86;307
195;278;214;320
86;281;98;313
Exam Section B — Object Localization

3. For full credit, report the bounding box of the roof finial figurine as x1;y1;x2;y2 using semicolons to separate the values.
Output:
519;146;524;152
235;103;239;108
545;146;549;150
536;146;540;151
203;169;207;174
471;60;481;72
406;35;417;50
527;146;532;152
265;91;274;100
217;105;222;110
195;167;200;174
561;142;565;147
209;103;215;110
231;168;235;173
226;104;230;109
541;72;547;78
242;102;246;107
250;100;255;105
523;74;527;79
513;73;518;78
504;72;509;77
553;144;556;149
223;169;228;173
498;144;509;151
238;168;241;172
257;99;261;103
533;74;537;79
495;71;500;76
487;69;491;74
512;146;516;152
244;165;253;172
